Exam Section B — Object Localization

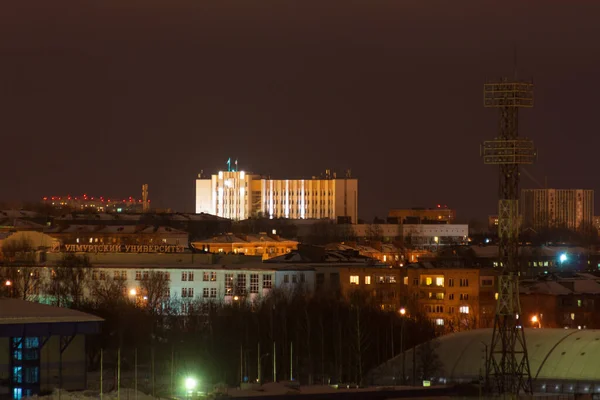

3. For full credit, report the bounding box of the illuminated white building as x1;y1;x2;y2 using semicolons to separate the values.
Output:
195;170;358;222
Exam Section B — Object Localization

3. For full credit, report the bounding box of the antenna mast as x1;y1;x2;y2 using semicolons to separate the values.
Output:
481;72;536;395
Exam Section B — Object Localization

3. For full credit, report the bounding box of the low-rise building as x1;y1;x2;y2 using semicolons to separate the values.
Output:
45;225;189;249
388;206;456;224
520;272;600;329
191;233;299;259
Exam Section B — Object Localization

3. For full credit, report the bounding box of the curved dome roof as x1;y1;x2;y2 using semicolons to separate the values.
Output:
371;328;600;388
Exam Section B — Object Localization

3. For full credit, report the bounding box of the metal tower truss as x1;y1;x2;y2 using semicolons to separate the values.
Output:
482;77;536;396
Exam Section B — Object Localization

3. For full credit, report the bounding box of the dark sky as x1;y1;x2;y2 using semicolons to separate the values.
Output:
2;1;600;221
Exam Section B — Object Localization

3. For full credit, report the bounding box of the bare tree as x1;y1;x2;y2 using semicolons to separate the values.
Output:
140;271;171;313
417;339;443;381
46;254;91;307
1;237;41;300
89;276;127;306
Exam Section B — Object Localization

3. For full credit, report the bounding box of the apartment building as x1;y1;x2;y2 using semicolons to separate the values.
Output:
520;189;594;231
338;266;402;311
400;263;497;331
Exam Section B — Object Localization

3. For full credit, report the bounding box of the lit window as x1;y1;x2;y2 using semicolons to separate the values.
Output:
426;277;432;285
435;318;444;326
383;255;387;262
350;275;359;285
460;306;469;314
403;277;408;285
436;277;444;287
365;276;371;285
578;299;582;307
495;293;499;300
571;313;575;320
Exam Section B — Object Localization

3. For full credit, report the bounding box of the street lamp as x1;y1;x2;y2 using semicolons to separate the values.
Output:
129;288;137;296
559;253;567;267
184;377;197;395
531;315;541;329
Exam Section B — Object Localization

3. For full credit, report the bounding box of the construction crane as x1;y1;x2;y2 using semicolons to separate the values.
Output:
481;77;536;396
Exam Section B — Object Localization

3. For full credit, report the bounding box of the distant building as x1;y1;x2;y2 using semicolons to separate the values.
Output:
195;169;358;223
191;233;299;259
42;194;146;213
388;206;456;224
520;272;600;329
401;224;468;249
488;215;499;231
45;224;189;249
349;223;468;249
520;189;594;231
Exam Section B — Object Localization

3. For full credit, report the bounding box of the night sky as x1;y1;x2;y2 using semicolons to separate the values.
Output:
2;1;600;222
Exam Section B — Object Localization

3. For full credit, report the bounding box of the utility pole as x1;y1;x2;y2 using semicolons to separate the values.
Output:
100;349;103;400
273;341;277;383
134;348;138;400
482;74;535;396
290;342;293;381
117;348;121;400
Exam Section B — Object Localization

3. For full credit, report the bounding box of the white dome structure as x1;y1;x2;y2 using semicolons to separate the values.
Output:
370;328;600;395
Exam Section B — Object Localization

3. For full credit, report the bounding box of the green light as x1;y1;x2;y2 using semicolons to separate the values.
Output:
185;377;197;391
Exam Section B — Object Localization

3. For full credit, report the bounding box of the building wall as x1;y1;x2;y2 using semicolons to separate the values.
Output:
338;267;401;311
26;264;313;312
401;267;494;331
0;334;86;398
401;224;468;249
195;171;358;222
521;189;594;231
388;208;456;223
195;179;213;215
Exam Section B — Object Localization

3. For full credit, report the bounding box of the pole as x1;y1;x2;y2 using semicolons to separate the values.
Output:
401;318;405;385
117;348;121;400
59;337;63;400
257;342;261;385
412;344;416;386
171;346;174;395
290;342;293;381
151;347;155;397
240;344;243;385
100;349;103;400
391;317;395;358
134;348;138;400
273;341;277;383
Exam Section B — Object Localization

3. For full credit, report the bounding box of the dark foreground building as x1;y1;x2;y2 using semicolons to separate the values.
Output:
0;299;102;400
370;327;600;396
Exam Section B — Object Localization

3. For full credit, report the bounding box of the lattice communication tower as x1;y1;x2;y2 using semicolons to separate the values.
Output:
481;78;536;395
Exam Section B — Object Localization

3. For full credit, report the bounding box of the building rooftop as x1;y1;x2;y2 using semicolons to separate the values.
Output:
0;298;103;325
193;233;298;245
265;245;381;265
